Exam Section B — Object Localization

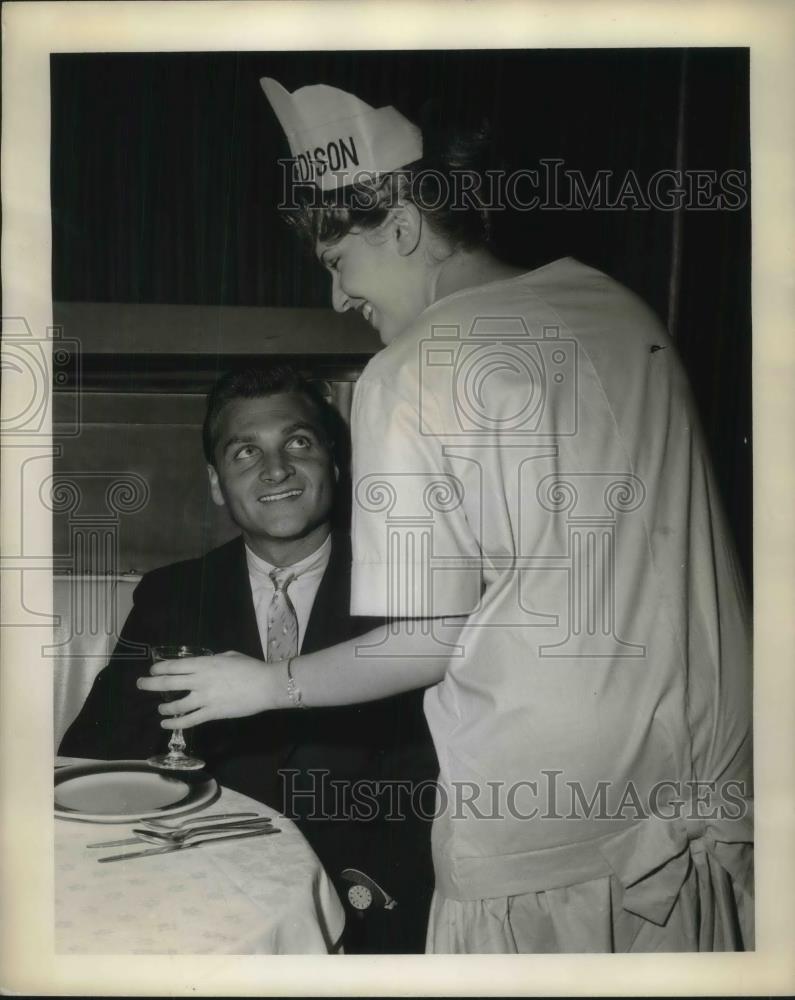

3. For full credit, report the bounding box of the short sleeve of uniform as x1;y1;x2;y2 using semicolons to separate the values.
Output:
349;373;482;618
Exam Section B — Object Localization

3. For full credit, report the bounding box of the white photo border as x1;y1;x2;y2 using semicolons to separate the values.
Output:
1;0;793;995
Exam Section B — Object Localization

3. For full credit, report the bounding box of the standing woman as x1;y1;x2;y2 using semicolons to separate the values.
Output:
142;78;753;953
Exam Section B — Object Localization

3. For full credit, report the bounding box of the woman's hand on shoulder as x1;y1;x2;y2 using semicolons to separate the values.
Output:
137;651;287;729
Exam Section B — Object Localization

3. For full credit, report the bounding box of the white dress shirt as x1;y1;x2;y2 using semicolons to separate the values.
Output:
246;534;332;656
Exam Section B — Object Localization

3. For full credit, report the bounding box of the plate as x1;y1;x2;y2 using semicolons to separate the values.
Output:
54;760;219;823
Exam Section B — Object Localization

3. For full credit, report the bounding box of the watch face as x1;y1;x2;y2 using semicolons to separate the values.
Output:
348;884;373;910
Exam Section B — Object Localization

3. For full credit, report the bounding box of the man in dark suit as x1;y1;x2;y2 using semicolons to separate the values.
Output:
60;366;437;954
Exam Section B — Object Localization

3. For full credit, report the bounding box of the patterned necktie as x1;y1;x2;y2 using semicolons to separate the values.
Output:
265;570;299;662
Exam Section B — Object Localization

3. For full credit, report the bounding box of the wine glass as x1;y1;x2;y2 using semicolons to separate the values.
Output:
147;644;211;771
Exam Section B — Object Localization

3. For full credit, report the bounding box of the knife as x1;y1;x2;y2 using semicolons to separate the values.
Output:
143;810;261;827
98;826;280;862
88;816;272;849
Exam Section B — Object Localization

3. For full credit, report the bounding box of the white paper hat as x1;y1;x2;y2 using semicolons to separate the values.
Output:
261;77;423;191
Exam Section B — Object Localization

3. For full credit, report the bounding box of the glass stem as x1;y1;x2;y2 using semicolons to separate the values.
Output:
167;728;186;757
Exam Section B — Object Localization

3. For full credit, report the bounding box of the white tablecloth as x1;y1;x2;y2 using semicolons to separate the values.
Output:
55;769;346;954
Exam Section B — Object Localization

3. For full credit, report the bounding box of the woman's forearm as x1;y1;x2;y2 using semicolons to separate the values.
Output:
142;617;464;728
291;618;463;707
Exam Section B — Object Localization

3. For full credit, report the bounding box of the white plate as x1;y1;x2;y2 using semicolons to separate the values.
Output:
54;760;219;823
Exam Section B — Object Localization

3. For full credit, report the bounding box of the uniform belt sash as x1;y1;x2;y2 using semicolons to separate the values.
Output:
437;807;753;927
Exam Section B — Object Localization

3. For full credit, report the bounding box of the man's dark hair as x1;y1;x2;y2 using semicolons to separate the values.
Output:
202;365;346;468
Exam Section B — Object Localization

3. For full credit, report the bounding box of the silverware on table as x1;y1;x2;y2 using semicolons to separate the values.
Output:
142;811;260;830
132;818;273;845
97;826;281;863
88;816;272;849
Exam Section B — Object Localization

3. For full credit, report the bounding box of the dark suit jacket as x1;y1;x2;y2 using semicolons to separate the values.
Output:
60;533;438;953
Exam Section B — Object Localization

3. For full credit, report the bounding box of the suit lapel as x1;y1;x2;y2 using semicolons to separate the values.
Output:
201;536;264;660
301;532;352;654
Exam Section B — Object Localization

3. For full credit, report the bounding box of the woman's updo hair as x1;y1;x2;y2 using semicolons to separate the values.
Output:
287;102;499;252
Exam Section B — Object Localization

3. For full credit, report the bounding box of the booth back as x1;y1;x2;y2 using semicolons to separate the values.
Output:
53;574;140;748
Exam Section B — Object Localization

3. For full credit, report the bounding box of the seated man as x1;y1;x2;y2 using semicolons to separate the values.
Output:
60;366;438;954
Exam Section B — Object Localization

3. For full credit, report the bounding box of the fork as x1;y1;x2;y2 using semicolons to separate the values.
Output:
98;826;280;863
87;817;272;849
131;818;273;845
141;811;260;830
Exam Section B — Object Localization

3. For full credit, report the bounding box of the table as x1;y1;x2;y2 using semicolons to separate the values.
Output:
55;763;346;954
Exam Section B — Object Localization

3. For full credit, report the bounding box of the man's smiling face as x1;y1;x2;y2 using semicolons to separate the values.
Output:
207;392;336;565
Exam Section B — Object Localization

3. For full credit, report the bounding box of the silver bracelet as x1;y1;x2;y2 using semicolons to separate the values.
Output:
285;657;307;710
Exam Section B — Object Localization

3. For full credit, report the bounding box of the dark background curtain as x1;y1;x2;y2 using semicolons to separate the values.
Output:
50;49;751;581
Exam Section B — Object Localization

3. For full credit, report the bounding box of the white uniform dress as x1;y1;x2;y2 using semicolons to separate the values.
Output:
349;257;752;952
